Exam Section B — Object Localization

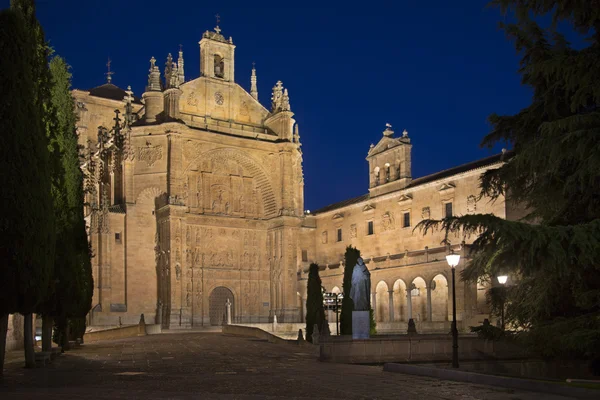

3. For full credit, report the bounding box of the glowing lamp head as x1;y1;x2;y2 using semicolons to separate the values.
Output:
446;253;461;268
497;275;508;285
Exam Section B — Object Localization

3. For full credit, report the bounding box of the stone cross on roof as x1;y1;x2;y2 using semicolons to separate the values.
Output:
215;14;221;34
105;57;114;83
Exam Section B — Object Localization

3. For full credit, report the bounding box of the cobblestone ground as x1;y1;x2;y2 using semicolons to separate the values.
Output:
0;333;576;399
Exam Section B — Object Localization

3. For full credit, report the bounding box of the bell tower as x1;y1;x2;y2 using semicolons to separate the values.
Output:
366;124;412;197
199;16;236;82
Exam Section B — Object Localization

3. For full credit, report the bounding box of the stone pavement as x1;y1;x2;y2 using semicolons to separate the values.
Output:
0;332;578;399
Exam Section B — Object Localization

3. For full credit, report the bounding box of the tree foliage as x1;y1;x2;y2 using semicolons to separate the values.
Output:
305;263;325;343
340;246;361;335
0;5;55;317
419;0;600;361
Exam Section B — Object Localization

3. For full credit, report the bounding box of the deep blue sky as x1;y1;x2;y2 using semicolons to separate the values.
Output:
7;0;532;211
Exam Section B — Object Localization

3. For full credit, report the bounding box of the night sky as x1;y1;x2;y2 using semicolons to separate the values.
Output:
5;0;532;211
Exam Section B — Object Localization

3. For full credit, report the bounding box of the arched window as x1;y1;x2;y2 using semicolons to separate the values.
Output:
374;166;380;186
385;162;391;182
214;54;224;78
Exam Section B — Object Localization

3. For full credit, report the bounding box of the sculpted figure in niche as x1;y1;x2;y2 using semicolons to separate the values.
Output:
350;257;371;311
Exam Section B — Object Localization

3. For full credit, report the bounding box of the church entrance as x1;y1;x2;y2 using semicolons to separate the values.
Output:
209;287;234;326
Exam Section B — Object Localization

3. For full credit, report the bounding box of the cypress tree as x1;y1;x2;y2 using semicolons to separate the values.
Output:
340;246;360;335
305;263;325;343
40;56;93;351
419;0;600;363
0;7;55;373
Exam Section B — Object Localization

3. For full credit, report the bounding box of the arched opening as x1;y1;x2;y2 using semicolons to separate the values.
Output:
374;166;380;186
332;286;341;294
209;286;234;326
392;279;407;321
375;281;389;322
430;274;449;321
214;54;224;78
411;277;427;321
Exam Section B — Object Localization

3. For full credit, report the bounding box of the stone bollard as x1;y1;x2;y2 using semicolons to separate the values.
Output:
312;324;320;345
407;318;417;335
297;329;304;342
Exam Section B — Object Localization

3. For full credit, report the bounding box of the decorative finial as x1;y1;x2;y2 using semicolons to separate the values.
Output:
150;56;156;69
383;123;394;137
105;57;114;84
179;44;183;53
402;129;409;137
250;62;258;100
215;14;221;34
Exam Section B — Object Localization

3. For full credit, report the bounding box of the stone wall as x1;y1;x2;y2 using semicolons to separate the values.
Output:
320;334;527;364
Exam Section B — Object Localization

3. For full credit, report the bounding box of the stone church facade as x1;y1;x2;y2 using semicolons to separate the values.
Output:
74;24;517;331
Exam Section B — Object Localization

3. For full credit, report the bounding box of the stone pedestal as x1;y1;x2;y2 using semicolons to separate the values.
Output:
352;311;370;340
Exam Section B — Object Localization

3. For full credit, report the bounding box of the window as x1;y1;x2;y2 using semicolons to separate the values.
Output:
337;228;342;242
403;212;410;228
445;202;453;217
301;250;308;262
367;220;374;235
115;232;121;243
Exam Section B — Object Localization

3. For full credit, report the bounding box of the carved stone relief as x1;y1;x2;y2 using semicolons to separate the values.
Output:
381;211;395;231
350;224;357;239
467;195;477;213
321;231;328;244
138;142;163;167
421;206;431;219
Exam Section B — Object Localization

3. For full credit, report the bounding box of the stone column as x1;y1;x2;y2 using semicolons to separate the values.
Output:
388;290;394;321
371;292;377;321
426;285;433;321
406;289;413;320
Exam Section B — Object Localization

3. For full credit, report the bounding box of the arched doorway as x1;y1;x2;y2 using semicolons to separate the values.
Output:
209;287;234;326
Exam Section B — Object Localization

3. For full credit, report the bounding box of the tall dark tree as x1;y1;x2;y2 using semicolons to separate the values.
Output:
305;263;325;343
340;246;361;335
0;6;55;373
39;57;93;351
419;0;600;363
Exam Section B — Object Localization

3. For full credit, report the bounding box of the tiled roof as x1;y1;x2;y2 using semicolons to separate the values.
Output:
88;83;142;104
311;151;512;215
311;193;370;215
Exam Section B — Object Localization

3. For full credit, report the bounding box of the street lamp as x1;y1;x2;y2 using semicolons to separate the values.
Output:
497;275;508;331
446;250;460;369
323;292;343;335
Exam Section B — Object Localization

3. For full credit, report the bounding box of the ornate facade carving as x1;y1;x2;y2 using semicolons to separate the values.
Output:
138;142;163;167
381;211;395;231
421;206;431;219
467;195;477;213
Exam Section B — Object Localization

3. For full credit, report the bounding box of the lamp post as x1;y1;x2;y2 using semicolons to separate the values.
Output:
446;250;461;369
323;292;343;335
497;275;508;331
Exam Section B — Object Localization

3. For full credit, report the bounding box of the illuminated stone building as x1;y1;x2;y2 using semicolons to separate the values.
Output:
74;23;515;331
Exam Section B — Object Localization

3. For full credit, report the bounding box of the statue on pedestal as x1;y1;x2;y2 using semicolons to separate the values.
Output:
350;257;371;311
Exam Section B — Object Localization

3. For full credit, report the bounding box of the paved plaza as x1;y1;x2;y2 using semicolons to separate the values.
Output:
0;332;578;399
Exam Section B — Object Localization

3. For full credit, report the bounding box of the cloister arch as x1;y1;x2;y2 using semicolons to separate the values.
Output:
392;279;407;321
411;277;427;321
375;281;389;322
430;274;449;321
